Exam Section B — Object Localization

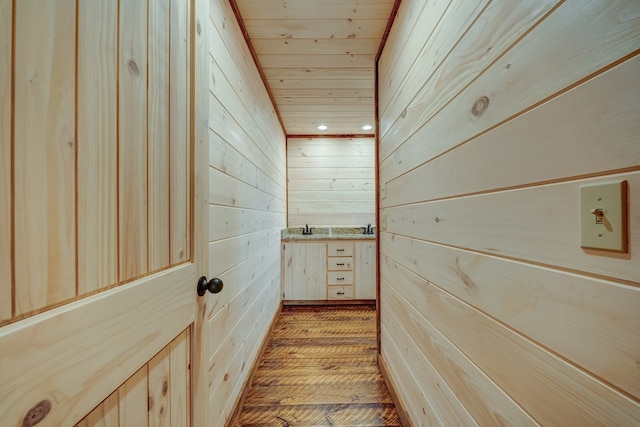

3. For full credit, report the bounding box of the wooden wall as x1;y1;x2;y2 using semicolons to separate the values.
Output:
206;1;286;425
0;0;189;322
287;137;375;227
378;0;640;424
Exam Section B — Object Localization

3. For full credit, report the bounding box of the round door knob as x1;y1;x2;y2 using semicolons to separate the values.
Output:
197;276;223;296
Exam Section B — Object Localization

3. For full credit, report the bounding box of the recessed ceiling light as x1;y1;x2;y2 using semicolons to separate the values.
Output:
362;124;373;131
317;125;328;130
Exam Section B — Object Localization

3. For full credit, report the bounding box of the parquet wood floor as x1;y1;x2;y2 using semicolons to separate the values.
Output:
234;305;401;426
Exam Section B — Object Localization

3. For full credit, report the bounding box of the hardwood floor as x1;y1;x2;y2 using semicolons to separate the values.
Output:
234;305;401;426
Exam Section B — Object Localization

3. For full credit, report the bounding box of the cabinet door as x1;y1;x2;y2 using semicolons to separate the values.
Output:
283;242;327;300
355;241;377;299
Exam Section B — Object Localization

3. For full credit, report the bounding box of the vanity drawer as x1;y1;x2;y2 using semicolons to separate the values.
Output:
327;242;354;257
328;285;354;300
327;256;353;271
327;271;353;285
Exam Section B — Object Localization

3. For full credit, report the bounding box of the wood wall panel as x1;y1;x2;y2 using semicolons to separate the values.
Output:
379;323;442;425
379;0;640;170
381;229;640;397
207;80;282;182
382;263;640;425
77;0;118;294
209;168;285;214
384;172;640;284
0;0;11;322
382;55;640;204
382;300;478;426
380;0;558;141
207;58;284;181
383;0;482;137
119;0;148;281
287;137;375;227
377;0;432;119
208;229;280;280
13;0;76;316
208;0;285;168
381;285;537;425
148;0;171;272
236;0;395;20
206;1;286;424
378;0;640;423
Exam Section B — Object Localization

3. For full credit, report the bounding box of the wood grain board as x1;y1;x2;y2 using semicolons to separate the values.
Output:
233;0;396;135
287;137;375;227
169;0;191;265
3;1;204;425
76;329;190;427
234;306;400;426
3;0;193;324
118;0;148;281
206;1;286;424
77;0;119;294
0;0;11;322
378;0;640;424
148;0;171;272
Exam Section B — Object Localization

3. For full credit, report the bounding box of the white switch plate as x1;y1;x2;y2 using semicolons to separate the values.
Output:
380;212;387;230
380;182;387;199
580;180;628;252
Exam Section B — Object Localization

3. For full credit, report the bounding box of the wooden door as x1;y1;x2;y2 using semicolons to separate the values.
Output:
0;0;210;425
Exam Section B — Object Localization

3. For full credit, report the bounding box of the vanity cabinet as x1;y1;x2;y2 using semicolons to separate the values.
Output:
282;239;376;303
283;242;327;301
355;241;376;300
327;242;354;300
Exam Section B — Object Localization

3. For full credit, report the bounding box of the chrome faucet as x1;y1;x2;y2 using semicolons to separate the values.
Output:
363;223;374;235
302;224;314;235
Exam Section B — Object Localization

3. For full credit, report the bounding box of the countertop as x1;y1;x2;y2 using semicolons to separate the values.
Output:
281;226;376;241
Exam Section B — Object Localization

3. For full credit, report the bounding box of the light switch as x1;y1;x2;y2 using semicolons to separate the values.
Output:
380;182;387;199
580;180;628;252
380;212;387;230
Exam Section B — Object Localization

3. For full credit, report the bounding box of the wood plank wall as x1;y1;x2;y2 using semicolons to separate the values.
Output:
377;0;640;424
287;137;375;227
75;329;191;427
0;0;190;325
206;1;286;425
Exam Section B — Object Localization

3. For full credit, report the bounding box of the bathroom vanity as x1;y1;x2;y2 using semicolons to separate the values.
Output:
281;227;376;304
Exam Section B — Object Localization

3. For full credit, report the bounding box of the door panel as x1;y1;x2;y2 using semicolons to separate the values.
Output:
75;328;191;427
118;0;149;281
13;0;77;316
0;0;11;322
0;0;209;425
0;265;196;425
77;0;119;295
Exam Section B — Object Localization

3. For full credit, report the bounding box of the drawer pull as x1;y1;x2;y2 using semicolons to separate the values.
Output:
336;263;345;266
337;277;345;281
337;249;345;252
337;291;345;295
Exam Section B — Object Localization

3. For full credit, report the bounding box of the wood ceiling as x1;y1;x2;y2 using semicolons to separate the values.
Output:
232;0;398;136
